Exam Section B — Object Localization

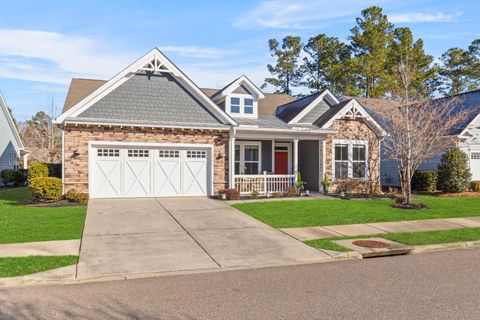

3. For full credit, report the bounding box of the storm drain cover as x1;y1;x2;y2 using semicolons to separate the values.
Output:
352;240;391;248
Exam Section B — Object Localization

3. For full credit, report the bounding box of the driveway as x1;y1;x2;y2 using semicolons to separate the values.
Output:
77;198;330;278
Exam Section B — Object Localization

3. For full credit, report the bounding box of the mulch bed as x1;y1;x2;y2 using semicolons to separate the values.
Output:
392;202;428;210
23;199;84;207
352;240;391;248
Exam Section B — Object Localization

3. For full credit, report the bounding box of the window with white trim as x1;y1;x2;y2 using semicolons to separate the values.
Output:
235;142;261;175
127;149;149;157
159;150;179;158
226;94;258;117
471;152;480;160
230;97;240;114
187;150;207;158
333;141;368;179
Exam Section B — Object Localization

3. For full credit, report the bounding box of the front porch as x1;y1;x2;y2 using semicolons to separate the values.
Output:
228;133;328;195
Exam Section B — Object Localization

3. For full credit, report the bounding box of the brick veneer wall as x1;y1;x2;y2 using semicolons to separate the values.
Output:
325;118;381;192
63;125;229;195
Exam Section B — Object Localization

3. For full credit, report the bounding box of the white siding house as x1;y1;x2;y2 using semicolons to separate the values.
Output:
0;91;28;177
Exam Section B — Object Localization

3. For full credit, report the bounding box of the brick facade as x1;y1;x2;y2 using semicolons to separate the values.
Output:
63;125;229;195
325;118;381;192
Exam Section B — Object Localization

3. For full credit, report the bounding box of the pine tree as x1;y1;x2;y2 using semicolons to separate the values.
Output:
349;6;394;98
263;36;302;95
386;27;437;100
300;34;353;95
439;47;474;95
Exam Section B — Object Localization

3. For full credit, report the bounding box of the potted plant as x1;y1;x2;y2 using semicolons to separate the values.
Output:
321;174;331;195
295;171;306;196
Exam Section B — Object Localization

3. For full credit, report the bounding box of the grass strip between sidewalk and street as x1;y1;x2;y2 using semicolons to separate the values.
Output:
305;227;480;252
0;255;78;278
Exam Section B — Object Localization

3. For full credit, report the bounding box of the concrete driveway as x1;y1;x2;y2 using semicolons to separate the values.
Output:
77;198;330;278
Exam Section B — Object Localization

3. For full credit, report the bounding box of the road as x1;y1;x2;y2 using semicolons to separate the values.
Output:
1;248;480;319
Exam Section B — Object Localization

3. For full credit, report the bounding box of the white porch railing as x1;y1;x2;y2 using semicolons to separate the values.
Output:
234;172;295;195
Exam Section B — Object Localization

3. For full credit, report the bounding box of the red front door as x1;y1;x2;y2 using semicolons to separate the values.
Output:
275;152;288;174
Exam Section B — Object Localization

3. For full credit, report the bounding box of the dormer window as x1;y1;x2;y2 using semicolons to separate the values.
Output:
226;94;257;118
231;97;241;113
244;98;254;114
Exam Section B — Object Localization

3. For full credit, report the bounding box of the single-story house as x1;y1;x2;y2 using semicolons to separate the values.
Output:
0;91;28;177
55;48;385;199
378;90;480;187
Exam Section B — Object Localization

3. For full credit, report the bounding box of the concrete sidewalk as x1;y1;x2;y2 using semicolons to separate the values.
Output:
281;217;480;241
0;240;80;258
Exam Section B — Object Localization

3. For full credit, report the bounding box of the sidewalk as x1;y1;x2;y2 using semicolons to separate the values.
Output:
0;240;80;258
281;217;480;241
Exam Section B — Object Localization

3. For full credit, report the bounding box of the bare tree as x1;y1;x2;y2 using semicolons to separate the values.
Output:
21;97;61;163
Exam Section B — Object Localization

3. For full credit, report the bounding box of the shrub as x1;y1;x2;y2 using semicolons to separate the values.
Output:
219;189;240;200
13;169;28;186
437;147;472;193
335;178;368;195
470;181;480;192
46;163;62;178
412;170;438;192
65;189;89;204
284;186;299;197
251;189;259;199
0;169;15;185
28;163;49;181
29;177;63;202
272;192;281;198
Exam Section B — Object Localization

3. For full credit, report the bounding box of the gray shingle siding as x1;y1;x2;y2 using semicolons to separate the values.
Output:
298;140;320;191
261;140;272;172
298;100;331;124
79;73;223;125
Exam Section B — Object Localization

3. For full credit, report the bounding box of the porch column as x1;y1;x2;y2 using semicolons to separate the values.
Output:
293;139;299;178
23;153;29;169
229;136;236;189
271;139;275;173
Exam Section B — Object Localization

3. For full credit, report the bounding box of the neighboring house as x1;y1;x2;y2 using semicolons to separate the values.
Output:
378;90;480;187
0;91;28;176
55;48;385;199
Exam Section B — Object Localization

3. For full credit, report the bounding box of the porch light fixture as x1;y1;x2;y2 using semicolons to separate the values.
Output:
72;149;80;157
217;148;224;159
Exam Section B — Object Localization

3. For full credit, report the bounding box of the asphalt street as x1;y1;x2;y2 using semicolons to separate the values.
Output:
1;248;480;319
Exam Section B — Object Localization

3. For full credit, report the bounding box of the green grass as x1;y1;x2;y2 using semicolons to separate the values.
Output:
305;227;480;252
0;255;78;278
233;196;480;228
0;187;87;244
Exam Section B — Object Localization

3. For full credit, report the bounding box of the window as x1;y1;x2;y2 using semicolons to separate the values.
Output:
472;152;480;160
333;141;368;179
244;98;253;114
159;150;179;158
334;145;348;179
127;149;149;157
187;150;207;158
352;145;366;178
230;97;240;114
97;149;120;157
235;142;261;175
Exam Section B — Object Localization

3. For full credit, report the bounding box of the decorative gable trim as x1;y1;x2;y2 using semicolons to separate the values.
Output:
56;48;237;126
288;89;339;124
320;99;386;136
458;112;480;137
218;75;265;100
0;91;24;149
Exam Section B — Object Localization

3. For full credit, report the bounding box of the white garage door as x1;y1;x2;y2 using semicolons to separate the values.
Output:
90;145;210;198
471;152;480;180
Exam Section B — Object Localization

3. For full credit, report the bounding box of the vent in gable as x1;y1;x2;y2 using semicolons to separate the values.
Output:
344;105;364;119
139;57;171;75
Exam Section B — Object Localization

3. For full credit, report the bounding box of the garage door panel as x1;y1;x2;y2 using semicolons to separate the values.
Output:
471;152;480;180
183;160;207;196
92;149;122;198
154;159;182;197
123;157;152;197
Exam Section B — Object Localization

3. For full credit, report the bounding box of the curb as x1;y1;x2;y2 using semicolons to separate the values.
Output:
411;241;480;254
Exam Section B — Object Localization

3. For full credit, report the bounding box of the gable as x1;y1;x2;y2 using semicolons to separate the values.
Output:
0;93;23;166
298;99;333;123
78;73;222;125
232;85;252;95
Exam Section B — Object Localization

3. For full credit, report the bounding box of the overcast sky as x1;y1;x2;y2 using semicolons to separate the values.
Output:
1;0;478;121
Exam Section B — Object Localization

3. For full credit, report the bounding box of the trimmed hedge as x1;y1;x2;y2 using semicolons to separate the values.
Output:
29;177;63;202
1;169;15;185
471;181;480;192
14;169;28;186
65;189;89;204
28;163;49;181
412;170;438;192
437;147;472;193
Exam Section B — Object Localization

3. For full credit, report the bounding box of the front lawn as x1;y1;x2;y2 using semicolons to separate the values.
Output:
233;196;480;228
305;227;480;252
0;255;78;278
0;188;87;244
